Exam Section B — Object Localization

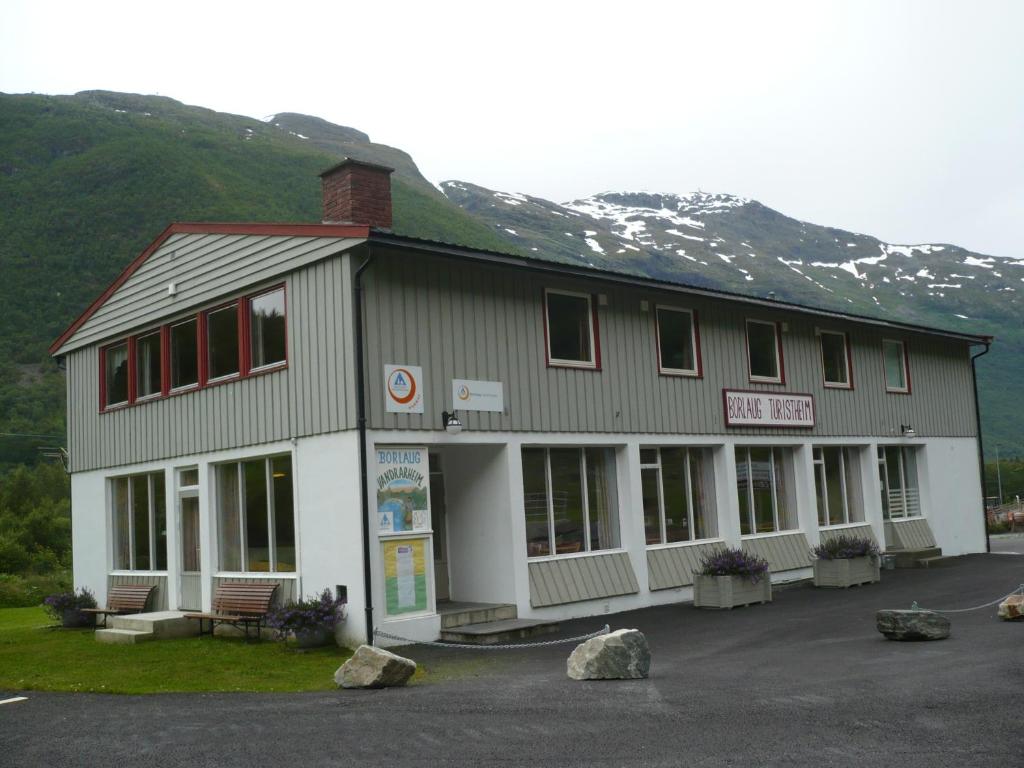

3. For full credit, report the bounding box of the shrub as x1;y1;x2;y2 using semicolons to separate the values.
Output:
42;586;96;620
266;588;345;639
698;547;770;583
812;535;879;560
0;571;71;608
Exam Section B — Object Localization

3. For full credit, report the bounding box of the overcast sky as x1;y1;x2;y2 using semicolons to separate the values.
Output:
2;1;1021;257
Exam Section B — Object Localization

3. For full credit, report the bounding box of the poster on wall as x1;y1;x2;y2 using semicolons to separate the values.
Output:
384;364;424;414
376;446;431;534
382;538;429;615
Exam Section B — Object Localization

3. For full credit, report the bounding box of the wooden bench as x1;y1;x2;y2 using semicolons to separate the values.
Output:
184;582;279;641
80;583;155;627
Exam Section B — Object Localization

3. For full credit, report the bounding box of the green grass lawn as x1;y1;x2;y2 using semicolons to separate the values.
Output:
0;607;353;694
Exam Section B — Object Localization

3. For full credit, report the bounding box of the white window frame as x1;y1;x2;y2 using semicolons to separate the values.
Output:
110;471;167;573
544;288;597;369
813;446;856;527
205;302;241;384
878;446;920;519
655;306;700;377
103;340;130;408
169;317;200;393
736;446;796;535
214;454;293;573
641;447;714;546
176;467;201;575
746;319;783;384
134;329;163;402
818;329;852;389
248;286;288;374
882;339;910;393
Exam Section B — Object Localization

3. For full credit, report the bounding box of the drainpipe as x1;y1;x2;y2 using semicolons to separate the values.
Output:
354;246;376;645
970;341;992;553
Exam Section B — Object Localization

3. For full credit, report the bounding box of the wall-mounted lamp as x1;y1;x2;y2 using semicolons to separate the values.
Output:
900;424;916;438
441;410;463;435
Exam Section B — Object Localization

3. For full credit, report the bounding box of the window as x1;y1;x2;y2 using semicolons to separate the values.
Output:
111;471;167;571
177;468;200;573
820;331;851;388
250;288;287;370
521;447;619;557
735;446;797;535
103;342;129;407
136;331;162;399
170;319;199;390
641;447;717;545
813;447;864;526
746;320;783;383
215;455;295;572
878;446;920;519
207;303;240;380
656;307;700;376
545;289;597;368
882;339;909;393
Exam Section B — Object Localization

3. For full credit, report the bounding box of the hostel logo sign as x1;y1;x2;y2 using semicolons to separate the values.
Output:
384;364;424;414
451;378;504;413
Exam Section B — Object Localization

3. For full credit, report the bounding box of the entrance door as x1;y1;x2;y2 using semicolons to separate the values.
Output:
177;468;202;610
429;454;450;602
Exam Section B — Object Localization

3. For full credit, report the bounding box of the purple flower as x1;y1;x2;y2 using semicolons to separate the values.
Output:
698;548;770;583
813;535;879;560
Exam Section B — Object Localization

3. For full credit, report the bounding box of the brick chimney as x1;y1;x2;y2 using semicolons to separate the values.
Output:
319;158;394;229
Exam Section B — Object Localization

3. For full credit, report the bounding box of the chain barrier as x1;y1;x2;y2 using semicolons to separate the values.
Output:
910;584;1024;614
373;623;610;650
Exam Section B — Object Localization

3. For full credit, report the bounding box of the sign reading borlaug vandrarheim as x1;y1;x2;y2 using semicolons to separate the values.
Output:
375;446;431;533
723;389;815;428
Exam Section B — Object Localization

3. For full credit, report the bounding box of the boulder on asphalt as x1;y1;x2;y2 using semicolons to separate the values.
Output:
997;594;1024;621
876;609;950;641
335;644;416;689
567;628;650;680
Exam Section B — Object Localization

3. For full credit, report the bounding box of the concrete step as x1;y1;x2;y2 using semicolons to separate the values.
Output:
915;555;958;568
439;603;517;629
109;610;199;639
888;547;942;569
439;618;560;645
95;628;155;645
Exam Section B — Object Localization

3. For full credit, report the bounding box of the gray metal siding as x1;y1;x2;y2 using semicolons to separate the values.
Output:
108;573;168;611
885;518;936;549
528;552;639;607
179;574;202;610
363;249;978;438
59;233;362;354
820;524;877;545
741;533;813;572
647;541;725;590
67;256;356;472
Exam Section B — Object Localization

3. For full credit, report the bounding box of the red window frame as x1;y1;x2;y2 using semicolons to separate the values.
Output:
98;283;288;413
542;288;602;371
745;319;785;385
819;329;854;390
655;305;703;378
882;338;912;394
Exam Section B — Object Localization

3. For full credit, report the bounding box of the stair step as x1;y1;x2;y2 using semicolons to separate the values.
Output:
95;628;155;645
110;610;199;638
888;547;942;568
915;555;957;568
438;602;517;629
439;618;560;645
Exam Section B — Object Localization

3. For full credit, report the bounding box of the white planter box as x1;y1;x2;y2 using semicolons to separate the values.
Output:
693;574;772;609
813;556;880;588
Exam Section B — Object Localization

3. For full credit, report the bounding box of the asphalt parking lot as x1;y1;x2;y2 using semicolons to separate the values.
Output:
3;553;1023;767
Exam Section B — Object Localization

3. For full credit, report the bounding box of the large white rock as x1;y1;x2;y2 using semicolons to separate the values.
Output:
335;644;416;689
567;629;650;680
998;594;1024;621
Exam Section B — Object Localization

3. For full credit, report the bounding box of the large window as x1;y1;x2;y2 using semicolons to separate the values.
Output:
545;289;597;368
207;303;240;381
820;331;851;388
746;320;783;383
813;447;864;527
878;446;920;519
735;446;797;535
882;339;910;393
656;307;700;376
170;318;199;390
216;455;295;573
111;471;167;571
522;447;619;557
250;287;287;370
103;341;129;407
136;331;162;400
641;447;716;545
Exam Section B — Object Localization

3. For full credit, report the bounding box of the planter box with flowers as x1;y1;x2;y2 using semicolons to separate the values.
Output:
693;548;772;609
44;587;98;628
812;535;880;588
267;588;346;648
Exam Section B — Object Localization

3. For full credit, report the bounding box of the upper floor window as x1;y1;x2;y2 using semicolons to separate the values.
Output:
882;339;910;393
207;303;240;381
136;331;162;400
170;318;199;390
545;289;597;368
820;330;851;389
103;341;129;407
746;319;783;383
250;288;287;370
656;307;700;376
111;471;167;571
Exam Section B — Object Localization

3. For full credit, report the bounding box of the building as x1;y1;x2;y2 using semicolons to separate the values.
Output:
50;161;992;647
